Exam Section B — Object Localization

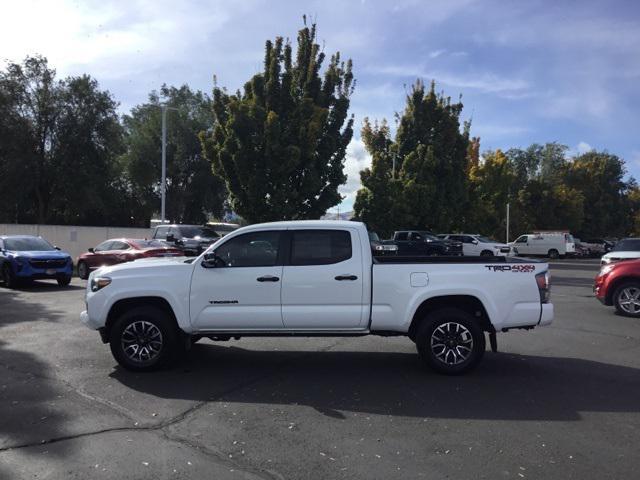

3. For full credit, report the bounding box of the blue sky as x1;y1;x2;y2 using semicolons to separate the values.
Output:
2;0;639;212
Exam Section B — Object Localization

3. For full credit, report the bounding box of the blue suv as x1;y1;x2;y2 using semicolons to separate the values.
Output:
0;235;73;288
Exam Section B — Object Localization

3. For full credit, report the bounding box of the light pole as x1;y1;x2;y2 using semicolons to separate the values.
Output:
160;105;178;223
506;202;510;244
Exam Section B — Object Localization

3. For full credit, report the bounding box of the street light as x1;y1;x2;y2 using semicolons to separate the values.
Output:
160;105;178;223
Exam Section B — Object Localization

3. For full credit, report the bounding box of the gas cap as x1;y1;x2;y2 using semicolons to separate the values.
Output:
410;272;429;287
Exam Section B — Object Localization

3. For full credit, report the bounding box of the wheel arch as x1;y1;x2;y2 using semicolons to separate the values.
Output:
606;276;640;305
408;295;493;341
103;297;179;343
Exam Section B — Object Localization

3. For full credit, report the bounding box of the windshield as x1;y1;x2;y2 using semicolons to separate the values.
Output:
368;232;381;242
4;237;55;251
179;227;219;239
477;235;499;243
612;239;640;252
131;239;169;248
417;231;440;241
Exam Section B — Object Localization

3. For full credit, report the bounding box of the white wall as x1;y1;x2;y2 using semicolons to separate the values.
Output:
0;224;152;260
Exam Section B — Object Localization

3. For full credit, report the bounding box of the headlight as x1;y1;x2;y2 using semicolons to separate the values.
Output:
90;276;112;292
598;264;615;276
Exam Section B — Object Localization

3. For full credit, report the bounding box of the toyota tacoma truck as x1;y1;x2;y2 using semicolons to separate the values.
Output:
80;221;553;375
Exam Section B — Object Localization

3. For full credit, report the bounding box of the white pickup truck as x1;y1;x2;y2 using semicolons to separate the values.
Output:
80;221;553;375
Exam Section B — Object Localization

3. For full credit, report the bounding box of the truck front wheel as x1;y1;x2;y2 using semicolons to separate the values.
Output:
109;306;180;371
415;308;486;375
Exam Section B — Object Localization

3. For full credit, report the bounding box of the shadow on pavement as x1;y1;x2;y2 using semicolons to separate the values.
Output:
0;290;70;477
111;343;640;422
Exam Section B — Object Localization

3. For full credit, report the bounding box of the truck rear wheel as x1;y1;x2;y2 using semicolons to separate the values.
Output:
415;308;485;375
548;249;559;259
109;306;180;371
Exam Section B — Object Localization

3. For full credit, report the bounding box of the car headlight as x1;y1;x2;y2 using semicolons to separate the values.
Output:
90;276;112;292
599;264;615;276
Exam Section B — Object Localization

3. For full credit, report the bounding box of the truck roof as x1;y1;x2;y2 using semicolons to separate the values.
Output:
236;220;364;232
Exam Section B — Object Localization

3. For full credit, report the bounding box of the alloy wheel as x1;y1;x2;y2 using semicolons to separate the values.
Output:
121;320;164;363
618;287;640;315
430;322;474;365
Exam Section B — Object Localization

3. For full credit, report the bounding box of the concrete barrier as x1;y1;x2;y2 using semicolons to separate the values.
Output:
0;224;152;261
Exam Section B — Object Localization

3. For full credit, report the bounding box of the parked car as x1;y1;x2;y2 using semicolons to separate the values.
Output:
600;238;640;265
579;238;608;256
391;231;463;256
151;224;221;256
438;234;511;257
368;232;398;256
573;238;591;257
594;258;640;317
0;235;73;288
80;220;552;375
77;239;183;280
510;232;576;259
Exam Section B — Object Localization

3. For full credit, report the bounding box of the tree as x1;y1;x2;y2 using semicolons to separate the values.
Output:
563;151;630;237
200;21;354;223
354;80;470;236
0;55;126;225
121;85;227;224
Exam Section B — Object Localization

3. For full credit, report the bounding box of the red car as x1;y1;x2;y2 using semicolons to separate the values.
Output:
77;238;182;279
594;258;640;317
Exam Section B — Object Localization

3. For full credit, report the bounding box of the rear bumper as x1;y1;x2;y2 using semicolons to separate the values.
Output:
539;303;554;326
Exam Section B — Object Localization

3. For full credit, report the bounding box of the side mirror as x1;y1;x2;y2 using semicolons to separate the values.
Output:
472;240;478;245
166;233;175;242
54;246;61;250
201;252;224;269
88;247;95;253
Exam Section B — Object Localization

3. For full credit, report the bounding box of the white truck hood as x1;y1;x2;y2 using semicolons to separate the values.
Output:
93;256;194;277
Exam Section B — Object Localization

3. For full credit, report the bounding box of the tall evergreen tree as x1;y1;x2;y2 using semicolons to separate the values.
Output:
354;80;469;236
200;21;354;223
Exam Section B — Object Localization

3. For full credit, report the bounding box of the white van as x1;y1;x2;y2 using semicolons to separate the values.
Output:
511;232;576;259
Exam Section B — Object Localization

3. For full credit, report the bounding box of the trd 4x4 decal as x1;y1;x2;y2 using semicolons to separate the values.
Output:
485;264;536;273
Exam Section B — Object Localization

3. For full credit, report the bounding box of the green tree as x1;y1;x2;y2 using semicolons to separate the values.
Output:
563;151;630;237
0;55;126;225
354;80;469;236
122;84;226;224
200;21;354;223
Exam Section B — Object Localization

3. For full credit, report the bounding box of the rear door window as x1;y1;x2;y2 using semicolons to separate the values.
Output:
290;230;352;265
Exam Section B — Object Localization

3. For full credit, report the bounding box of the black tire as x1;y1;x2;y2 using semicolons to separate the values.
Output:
548;249;559;259
2;263;17;289
77;261;89;280
415;307;486;375
56;275;72;286
109;306;180;371
613;281;640;318
480;250;494;257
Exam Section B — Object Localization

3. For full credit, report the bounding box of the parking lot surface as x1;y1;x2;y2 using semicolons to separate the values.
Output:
1;259;639;479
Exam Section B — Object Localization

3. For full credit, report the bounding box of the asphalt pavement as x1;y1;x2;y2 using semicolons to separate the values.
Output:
1;258;639;479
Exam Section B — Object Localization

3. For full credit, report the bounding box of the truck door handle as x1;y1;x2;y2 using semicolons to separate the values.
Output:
257;275;279;282
335;275;358;281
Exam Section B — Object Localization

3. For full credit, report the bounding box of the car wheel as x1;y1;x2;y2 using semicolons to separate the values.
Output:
548;249;559;259
613;282;640;318
480;250;494;257
415;307;486;375
77;261;89;280
56;275;72;286
2;263;17;289
109;306;180;371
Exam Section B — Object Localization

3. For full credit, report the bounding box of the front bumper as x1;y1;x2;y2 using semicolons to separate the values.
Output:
14;261;73;279
539;303;554;326
80;309;103;330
